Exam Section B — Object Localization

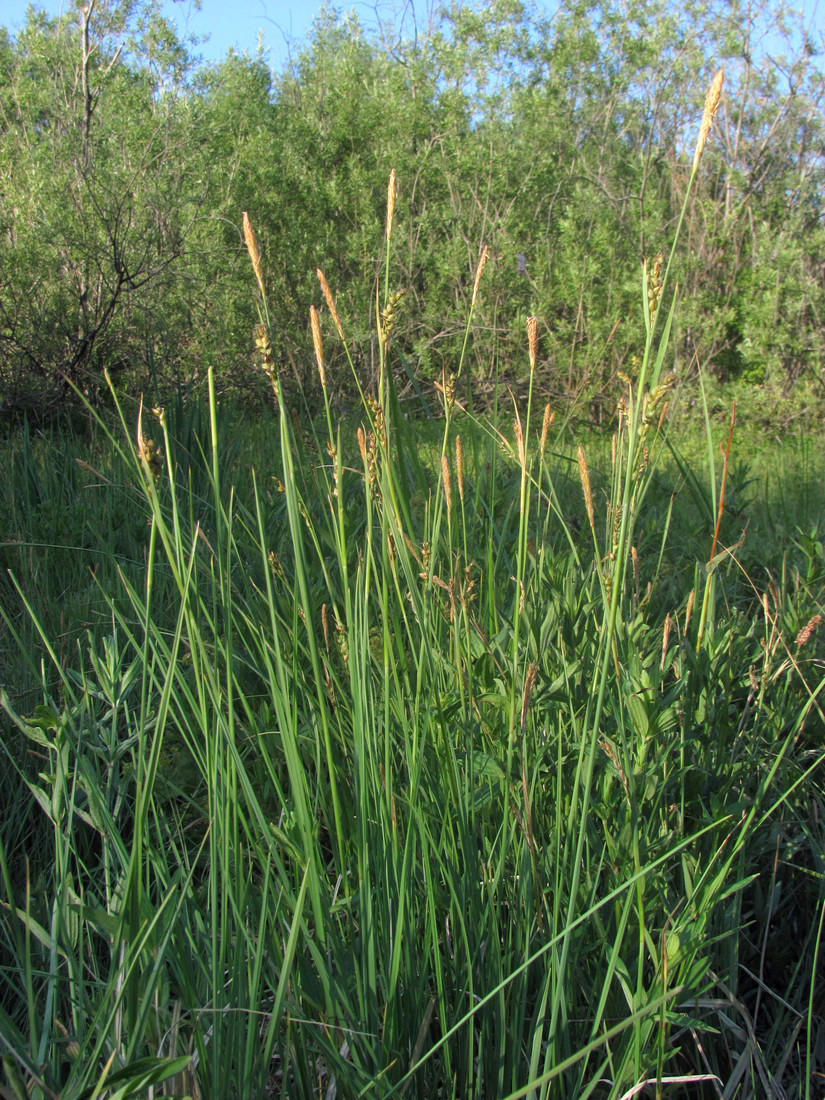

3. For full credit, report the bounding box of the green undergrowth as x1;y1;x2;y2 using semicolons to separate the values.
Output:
1;129;824;1099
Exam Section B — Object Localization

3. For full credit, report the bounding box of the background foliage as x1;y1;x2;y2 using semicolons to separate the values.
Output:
1;0;824;421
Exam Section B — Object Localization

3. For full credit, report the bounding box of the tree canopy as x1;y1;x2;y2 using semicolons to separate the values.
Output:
1;0;823;419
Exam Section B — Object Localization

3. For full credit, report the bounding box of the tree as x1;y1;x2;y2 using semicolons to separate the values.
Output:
0;0;205;415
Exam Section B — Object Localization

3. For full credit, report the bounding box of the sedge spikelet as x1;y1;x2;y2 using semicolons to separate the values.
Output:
136;400;163;485
647;251;664;319
317;268;344;340
661;612;672;671
527;315;538;371
386;168;397;242
539;402;553;463
513;413;525;472
357;426;367;469
443;371;456;413
577;444;595;534
796;613;822;650
139;433;163;484
693;68;724;173
254;323;277;391
310;305;325;388
242;211;266;301
327;438;339;496
380;288;406;347
472;245;489;305
520;661;538;735
455;435;464;505
442;454;452;514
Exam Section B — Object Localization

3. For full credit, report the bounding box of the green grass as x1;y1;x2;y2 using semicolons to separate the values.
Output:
1;91;824;1098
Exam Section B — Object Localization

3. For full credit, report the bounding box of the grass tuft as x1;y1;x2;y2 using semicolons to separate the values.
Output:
0;85;824;1098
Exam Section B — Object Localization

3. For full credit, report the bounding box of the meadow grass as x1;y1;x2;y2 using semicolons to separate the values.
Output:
1;72;824;1099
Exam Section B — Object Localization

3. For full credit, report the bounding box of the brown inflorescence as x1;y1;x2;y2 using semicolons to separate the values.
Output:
796;613;822;650
386;168;397;243
310;305;325;388
527;315;538;371
693;69;724;173
317;269;344;341
472;245;489;306
577;445;595;534
242;211;266;301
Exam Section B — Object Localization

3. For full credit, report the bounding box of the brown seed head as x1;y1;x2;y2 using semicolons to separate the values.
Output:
513;414;525;471
796;613;822;650
317;269;344;341
661;612;672;672
693;68;724;173
527;315;538;371
357;426;367;468
520;661;538;734
577;444;595;533
310;305;325;388
386;168;397;242
441;454;452;514
539;402;554;462
242;211;266;301
472;245;489;306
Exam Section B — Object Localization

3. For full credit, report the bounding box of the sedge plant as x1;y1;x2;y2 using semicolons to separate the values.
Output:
0;67;823;1100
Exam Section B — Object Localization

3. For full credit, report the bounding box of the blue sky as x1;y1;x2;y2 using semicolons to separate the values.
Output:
0;0;442;68
1;0;821;72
